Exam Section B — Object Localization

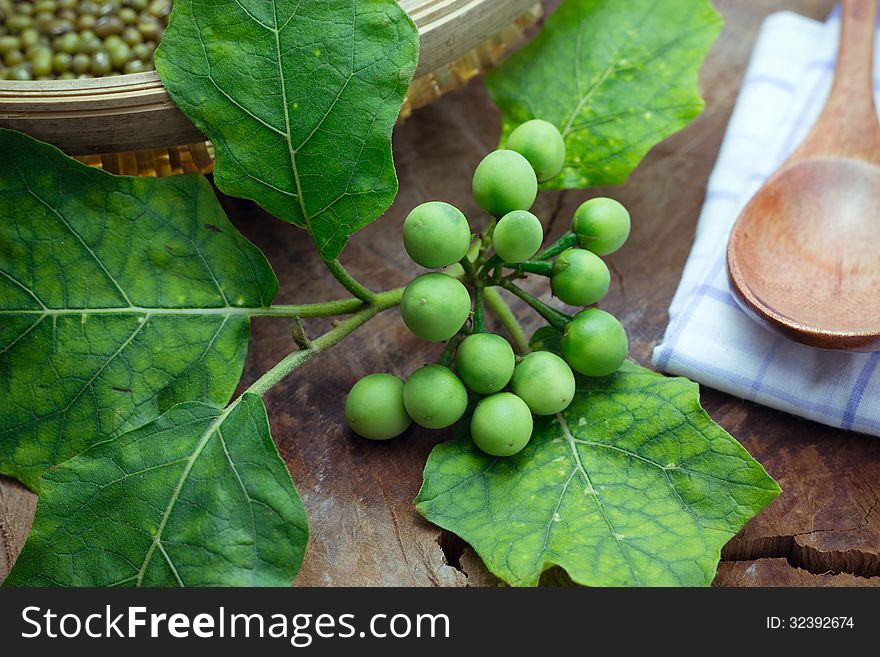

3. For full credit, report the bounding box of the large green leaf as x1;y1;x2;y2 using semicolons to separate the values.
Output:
5;395;308;587
155;0;418;260
486;0;723;189
416;361;779;586
0;129;277;489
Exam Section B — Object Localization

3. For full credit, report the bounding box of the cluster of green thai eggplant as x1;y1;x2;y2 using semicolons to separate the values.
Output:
346;120;631;456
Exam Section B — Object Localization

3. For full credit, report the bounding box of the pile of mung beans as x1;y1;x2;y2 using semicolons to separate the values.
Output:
0;0;170;80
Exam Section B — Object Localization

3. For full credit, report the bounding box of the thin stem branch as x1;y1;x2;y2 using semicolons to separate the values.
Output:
459;254;475;277
478;253;502;279
505;260;553;277
536;231;579;260
245;286;403;397
477;219;497;262
484;286;529;354
439;332;465;367
500;281;571;332
472;285;486;333
325;258;375;302
250;298;366;318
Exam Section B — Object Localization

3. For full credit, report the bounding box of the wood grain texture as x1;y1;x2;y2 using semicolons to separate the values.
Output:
3;0;879;588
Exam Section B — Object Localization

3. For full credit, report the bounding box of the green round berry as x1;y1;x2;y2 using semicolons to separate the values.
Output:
572;197;631;255
454;333;515;394
492;210;544;263
506;119;565;183
472;149;537;218
400;273;471;342
345;373;411;440
403;201;471;268
561;308;628;377
470;392;534;457
510;351;576;415
403;364;468;430
550;248;611;306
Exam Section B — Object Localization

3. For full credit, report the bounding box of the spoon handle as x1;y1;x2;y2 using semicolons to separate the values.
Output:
795;0;880;162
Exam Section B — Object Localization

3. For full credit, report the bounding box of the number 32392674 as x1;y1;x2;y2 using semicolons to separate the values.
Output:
766;617;855;629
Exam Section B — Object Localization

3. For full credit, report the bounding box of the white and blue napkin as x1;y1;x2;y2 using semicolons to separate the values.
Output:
652;6;880;436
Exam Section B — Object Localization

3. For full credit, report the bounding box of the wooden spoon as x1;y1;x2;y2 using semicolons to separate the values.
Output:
727;0;880;350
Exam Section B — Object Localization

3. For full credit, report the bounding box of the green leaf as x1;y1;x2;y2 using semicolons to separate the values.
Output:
155;0;419;260
5;394;308;587
486;0;723;189
415;361;779;587
0;129;277;489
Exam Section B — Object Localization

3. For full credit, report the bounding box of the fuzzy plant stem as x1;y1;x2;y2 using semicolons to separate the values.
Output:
535;231;579;260
505;260;553;277
250;297;366;318
459;253;475;276
472;285;486;333
245;286;403;397
500;281;571;332
483;286;530;353
439;332;466;367
478;253;503;279
325;258;375;302
477;219;497;262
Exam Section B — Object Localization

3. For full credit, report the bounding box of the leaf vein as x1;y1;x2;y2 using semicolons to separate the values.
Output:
217;425;258;585
135;406;231;586
557;412;641;585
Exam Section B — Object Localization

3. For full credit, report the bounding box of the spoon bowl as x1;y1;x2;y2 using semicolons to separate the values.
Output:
729;158;880;349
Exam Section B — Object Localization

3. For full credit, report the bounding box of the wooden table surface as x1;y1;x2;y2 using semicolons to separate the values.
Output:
2;0;879;587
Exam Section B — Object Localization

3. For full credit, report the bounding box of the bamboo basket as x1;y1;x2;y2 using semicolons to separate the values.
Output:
0;0;542;176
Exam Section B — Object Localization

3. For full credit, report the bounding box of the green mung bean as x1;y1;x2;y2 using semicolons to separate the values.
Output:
0;0;168;79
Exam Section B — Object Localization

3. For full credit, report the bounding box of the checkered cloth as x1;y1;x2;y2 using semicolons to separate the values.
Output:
652;6;880;436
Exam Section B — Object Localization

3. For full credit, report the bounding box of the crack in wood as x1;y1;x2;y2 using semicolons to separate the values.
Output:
722;534;880;579
544;190;568;236
715;557;880;586
607;259;626;298
436;530;467;573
